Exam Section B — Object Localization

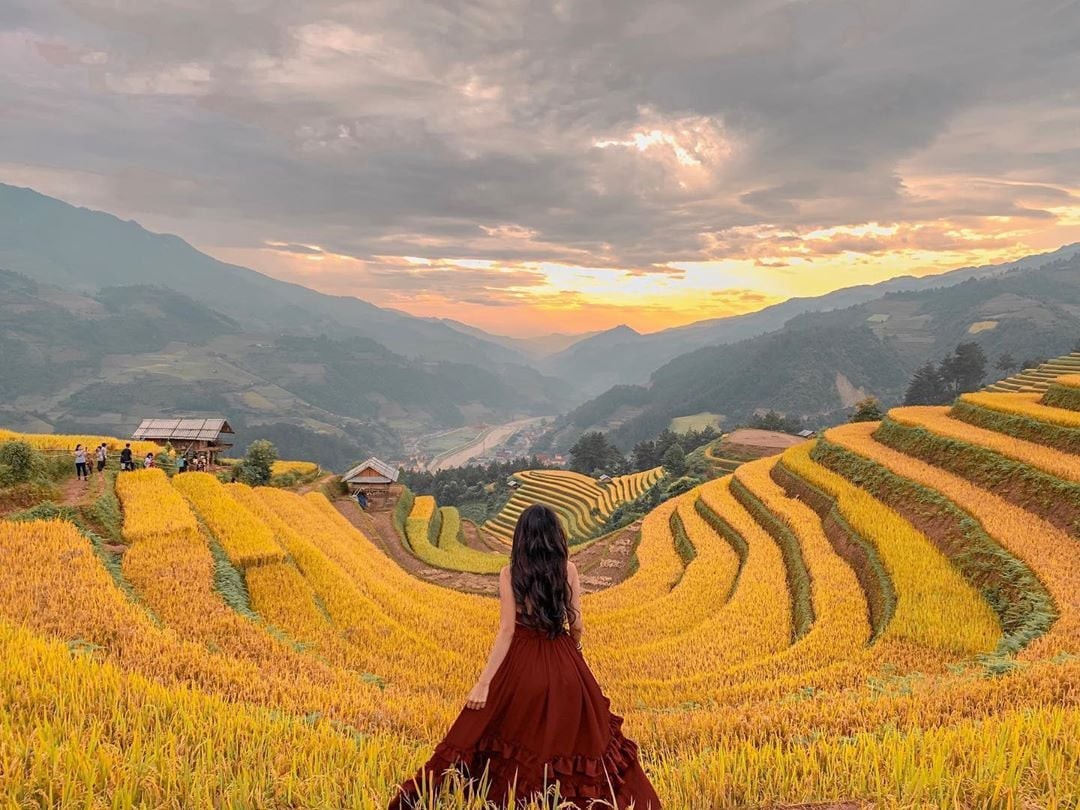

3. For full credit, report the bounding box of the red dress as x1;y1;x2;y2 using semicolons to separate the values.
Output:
388;620;661;809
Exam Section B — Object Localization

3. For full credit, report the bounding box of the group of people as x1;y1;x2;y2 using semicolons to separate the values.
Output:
74;442;156;480
175;453;210;474
72;442;109;480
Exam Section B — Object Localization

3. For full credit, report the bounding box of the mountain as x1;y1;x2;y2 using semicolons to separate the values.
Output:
0;183;585;465
543;252;1080;451
542;244;1080;397
0;269;571;469
428;318;605;359
0;183;536;368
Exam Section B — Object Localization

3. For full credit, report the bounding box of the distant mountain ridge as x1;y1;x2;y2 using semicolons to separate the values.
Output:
540;244;1080;396
539;252;1080;452
423;317;607;359
0;269;572;468
0;183;534;369
4;181;1080;466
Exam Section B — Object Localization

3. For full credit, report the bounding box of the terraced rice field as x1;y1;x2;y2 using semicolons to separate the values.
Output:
984;349;1080;393
403;498;506;575
1;386;1078;807
483;467;664;544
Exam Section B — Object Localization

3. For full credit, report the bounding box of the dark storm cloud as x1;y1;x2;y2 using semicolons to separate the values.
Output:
3;0;1080;278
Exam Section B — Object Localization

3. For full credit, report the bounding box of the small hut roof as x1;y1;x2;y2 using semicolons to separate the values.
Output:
133;417;234;442
342;457;399;484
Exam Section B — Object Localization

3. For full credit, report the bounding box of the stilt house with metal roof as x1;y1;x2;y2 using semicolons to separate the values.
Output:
132;417;235;462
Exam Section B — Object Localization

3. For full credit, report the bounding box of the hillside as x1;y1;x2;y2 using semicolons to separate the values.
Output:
543;243;1080;396
0;271;568;469
1;371;1077;805
547;253;1080;451
0;184;531;367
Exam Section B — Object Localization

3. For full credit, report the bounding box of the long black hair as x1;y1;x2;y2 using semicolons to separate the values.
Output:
510;504;575;638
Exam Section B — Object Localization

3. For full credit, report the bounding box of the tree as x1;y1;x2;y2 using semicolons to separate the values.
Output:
568;432;624;475
995;353;1017;378
849;397;884;423
940;342;987;394
653;429;681;461
661;443;687;477
632;440;658;471
1020;357;1046;371
903;362;950;405
237;439;278;486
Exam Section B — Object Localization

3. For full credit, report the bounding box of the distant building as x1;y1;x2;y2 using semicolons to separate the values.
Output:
342;457;400;510
797;429;817;439
132;417;234;462
597;474;613;485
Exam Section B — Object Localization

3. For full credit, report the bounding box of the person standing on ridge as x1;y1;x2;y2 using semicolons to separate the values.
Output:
388;503;661;809
120;443;133;472
95;443;107;474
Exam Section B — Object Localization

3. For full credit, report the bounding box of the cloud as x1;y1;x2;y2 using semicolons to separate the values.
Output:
2;0;1079;329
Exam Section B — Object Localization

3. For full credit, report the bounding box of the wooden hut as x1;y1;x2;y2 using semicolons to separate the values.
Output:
342;457;399;510
132;417;235;463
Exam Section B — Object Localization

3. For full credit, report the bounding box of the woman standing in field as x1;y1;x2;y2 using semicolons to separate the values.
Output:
73;444;89;481
388;504;660;810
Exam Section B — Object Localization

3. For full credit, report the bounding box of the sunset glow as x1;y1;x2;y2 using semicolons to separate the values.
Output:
4;2;1080;337
215;198;1080;336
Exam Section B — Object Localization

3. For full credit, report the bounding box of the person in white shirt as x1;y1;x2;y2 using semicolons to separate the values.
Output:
74;444;89;480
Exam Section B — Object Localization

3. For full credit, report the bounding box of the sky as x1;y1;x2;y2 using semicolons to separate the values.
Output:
2;1;1080;337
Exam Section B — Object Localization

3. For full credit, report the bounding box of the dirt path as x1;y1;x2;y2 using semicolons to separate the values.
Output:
725;428;807;450
334;497;500;596
461;519;507;553
60;468;104;508
570;523;640;592
332;492;642;596
298;473;336;496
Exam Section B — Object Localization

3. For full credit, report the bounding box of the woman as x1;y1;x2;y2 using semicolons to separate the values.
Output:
73;444;88;481
143;452;155;469
388;504;660;809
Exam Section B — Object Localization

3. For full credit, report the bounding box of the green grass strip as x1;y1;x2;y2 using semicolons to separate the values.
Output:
875;417;1080;538
951;399;1080;454
772;461;896;643
693;495;748;603
208;538;259;621
85;471;123;540
812;438;1056;656
393;487;416;550
1042;383;1080;413
729;477;814;642
668;506;697;567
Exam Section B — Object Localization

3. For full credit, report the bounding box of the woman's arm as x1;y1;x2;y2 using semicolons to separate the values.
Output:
568;561;584;648
465;565;516;710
